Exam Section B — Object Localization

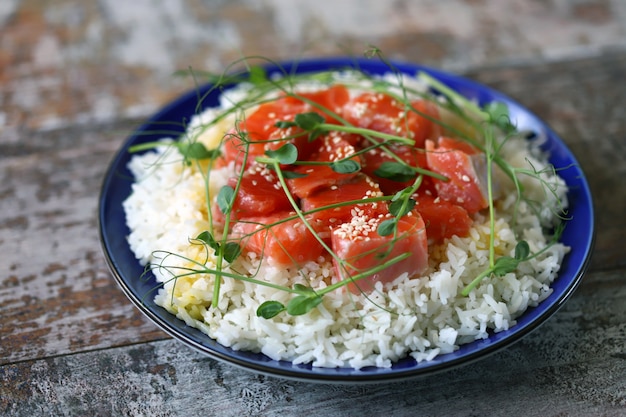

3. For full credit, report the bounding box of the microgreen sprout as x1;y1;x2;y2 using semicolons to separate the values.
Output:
377;179;420;238
461;222;565;296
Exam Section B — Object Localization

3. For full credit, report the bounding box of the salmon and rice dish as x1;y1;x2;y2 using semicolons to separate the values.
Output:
123;66;569;369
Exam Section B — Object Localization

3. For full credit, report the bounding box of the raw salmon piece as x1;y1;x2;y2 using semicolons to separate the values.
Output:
413;193;472;241
213;162;292;224
437;136;481;155
231;213;326;267
300;174;386;230
331;209;428;294
358;142;441;195
425;138;489;214
224;85;350;169
223;102;308;169
343;93;441;147
286;132;362;199
282;84;350;124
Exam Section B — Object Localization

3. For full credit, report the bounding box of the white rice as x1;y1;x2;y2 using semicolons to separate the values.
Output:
122;74;570;369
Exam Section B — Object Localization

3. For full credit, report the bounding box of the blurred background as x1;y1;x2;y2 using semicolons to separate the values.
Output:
2;0;624;133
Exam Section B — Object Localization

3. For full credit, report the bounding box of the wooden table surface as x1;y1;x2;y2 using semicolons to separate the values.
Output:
1;1;625;416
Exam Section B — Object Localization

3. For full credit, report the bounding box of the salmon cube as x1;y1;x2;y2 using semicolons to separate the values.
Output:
331;209;429;294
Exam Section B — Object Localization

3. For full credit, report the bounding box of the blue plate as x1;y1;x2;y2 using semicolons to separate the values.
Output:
99;57;594;383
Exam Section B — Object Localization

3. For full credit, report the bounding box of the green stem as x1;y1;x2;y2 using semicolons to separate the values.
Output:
318;123;416;146
159;264;301;295
461;269;492;296
129;141;171;153
317;252;412;296
211;143;249;307
486;128;496;268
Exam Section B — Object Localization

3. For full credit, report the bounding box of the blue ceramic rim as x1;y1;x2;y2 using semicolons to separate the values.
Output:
98;57;595;383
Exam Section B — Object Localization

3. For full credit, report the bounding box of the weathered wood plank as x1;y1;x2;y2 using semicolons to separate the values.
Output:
1;270;624;417
0;124;169;366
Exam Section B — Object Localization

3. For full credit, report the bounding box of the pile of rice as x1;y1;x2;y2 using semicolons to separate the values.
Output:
123;74;570;369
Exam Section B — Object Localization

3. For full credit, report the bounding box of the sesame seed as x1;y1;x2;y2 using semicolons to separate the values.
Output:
352;102;368;118
333;209;383;241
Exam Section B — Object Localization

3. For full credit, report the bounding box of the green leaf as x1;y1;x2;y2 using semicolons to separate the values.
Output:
217;185;235;214
490;241;531;277
178;142;219;160
389;198;416;218
222;242;242;263
307;129;323;143
256;301;286;319
281;170;309;179
293;283;315;294
286;294;322;316
294;112;324;131
484;102;515;133
274;120;297;129
462;240;535;295
484;101;507;121
265;143;298;165
196;231;219;251
377;219;397;236
248;66;267;85
331;159;361;174
391;188;410;202
374;162;416;182
514;240;530;260
492;256;519;277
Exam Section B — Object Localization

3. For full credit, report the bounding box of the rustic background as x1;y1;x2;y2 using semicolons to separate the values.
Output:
1;1;625;416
